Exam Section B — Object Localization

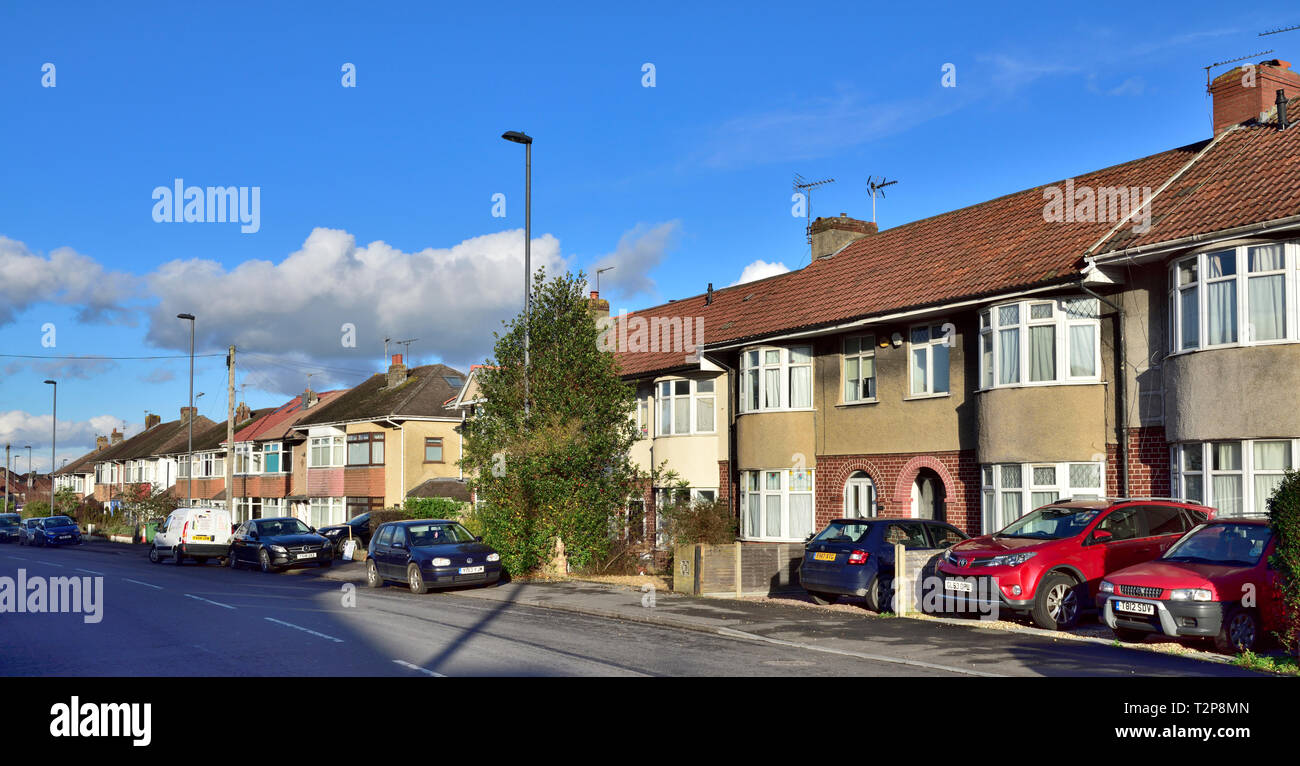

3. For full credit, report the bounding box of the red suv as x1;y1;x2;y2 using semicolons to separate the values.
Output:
1100;518;1281;653
936;499;1214;630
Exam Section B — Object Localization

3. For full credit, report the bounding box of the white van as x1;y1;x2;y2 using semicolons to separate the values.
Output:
150;506;233;565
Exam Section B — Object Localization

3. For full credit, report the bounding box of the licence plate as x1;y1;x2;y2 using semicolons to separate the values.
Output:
813;552;836;561
1115;600;1154;615
944;579;973;593
297;552;317;559
60;535;72;539
459;565;485;575
192;535;212;541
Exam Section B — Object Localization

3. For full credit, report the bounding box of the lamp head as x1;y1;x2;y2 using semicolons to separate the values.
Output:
501;131;533;145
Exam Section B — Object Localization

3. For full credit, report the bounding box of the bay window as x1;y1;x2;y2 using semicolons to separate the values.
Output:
740;346;813;412
654;378;718;435
262;443;283;473
1173;439;1297;517
980;297;1100;389
981;460;1104;533
740;469;815;541
1169;242;1298;352
842;334;877;403
908;324;950;396
308;496;345;527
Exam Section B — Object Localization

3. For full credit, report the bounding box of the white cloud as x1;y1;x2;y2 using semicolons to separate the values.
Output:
590;221;682;300
143;227;570;387
0;410;140;473
731;259;790;286
0;236;137;325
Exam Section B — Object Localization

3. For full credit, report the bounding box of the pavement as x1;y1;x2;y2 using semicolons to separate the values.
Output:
1;540;1267;677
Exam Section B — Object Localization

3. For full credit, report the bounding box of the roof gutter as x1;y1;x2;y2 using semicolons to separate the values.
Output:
1087;213;1300;266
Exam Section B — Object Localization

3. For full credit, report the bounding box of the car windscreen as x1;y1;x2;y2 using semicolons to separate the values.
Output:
1164;523;1272;566
996;507;1100;540
256;519;312;536
406;523;477;546
812;521;874;544
45;516;75;527
0;516;19;527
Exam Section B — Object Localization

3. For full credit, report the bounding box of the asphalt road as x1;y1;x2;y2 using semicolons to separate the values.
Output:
0;541;1264;677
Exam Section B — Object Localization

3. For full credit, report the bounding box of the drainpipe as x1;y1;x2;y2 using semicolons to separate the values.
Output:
703;353;738;517
1081;286;1128;497
383;418;404;509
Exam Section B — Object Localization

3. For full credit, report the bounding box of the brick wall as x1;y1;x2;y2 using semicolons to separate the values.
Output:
1106;426;1171;498
815;450;981;534
343;466;385;497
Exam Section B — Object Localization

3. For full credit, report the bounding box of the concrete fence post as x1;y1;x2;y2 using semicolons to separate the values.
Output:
894;542;908;616
734;541;742;598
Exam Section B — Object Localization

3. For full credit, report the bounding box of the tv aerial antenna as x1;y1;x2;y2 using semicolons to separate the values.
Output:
793;173;836;252
1203;50;1274;91
1260;24;1300;37
867;176;898;224
394;338;418;364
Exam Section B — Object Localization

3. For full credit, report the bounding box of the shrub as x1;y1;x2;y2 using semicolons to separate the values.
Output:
658;498;737;548
403;497;467;520
1268;469;1300;655
21;500;51;518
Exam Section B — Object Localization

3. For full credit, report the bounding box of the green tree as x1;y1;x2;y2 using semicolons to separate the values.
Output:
1268;469;1300;655
461;268;639;573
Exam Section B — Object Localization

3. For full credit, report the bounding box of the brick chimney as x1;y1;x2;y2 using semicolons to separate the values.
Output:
236;402;252;422
96;435;109;451
1210;59;1300;134
810;214;877;260
303;388;320;409
144;414;161;430
589;290;610;322
387;354;408;388
110;428;124;445
179;406;196;424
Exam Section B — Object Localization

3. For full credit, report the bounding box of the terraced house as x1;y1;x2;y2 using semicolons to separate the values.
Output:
614;58;1300;542
291;356;469;527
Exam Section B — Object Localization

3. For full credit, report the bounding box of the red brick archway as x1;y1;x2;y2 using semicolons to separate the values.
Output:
893;455;957;519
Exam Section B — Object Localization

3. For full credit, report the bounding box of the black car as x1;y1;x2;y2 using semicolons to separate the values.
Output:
17;518;42;545
0;513;20;543
227;517;333;573
799;518;968;610
33;516;83;547
366;520;502;594
318;512;371;553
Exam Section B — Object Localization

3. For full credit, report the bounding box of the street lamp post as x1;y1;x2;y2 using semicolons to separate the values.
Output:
178;313;196;507
43;380;56;516
501;130;532;416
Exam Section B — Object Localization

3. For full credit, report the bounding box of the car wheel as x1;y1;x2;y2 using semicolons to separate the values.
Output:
148;545;160;564
862;577;886;613
258;549;274;573
1214;607;1259;654
1031;572;1082;631
226;552;237;569
807;591;837;606
366;559;383;588
172;546;184;565
408;563;429;595
1113;628;1147;644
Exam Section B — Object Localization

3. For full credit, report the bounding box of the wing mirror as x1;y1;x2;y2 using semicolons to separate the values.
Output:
475;536;483;543
1091;529;1113;544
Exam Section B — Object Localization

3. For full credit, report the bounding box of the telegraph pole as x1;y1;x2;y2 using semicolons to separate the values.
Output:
3;444;9;514
226;345;236;514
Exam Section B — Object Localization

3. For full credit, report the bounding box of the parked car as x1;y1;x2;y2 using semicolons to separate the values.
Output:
937;498;1214;630
17;518;42;545
799;518;968;610
227;517;332;573
0;513;20;543
366;519;501;594
33;516;83;547
1099;518;1282;653
318;512;372;553
150;506;233;565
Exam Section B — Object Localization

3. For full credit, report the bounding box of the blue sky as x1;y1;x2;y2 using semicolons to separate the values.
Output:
2;0;1297;470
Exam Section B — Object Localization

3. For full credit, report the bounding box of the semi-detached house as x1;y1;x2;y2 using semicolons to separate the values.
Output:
613;58;1300;544
291;356;469;528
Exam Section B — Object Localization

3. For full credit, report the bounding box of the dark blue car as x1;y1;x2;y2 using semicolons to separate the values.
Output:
33;515;83;547
799;518;966;611
366;519;502;594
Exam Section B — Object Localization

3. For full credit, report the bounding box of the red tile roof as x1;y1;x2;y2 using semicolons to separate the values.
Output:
615;112;1300;378
230;391;347;442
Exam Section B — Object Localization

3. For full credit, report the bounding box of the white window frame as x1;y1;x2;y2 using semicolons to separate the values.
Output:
1172;439;1299;517
739;345;814;413
308;496;345;527
980;296;1101;390
980;460;1104;534
1168;242;1299;354
842;334;877;404
309;435;345;467
907;323;951;397
654;377;718;436
739;469;815;542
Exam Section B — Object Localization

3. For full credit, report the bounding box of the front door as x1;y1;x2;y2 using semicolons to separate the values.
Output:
844;474;875;519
